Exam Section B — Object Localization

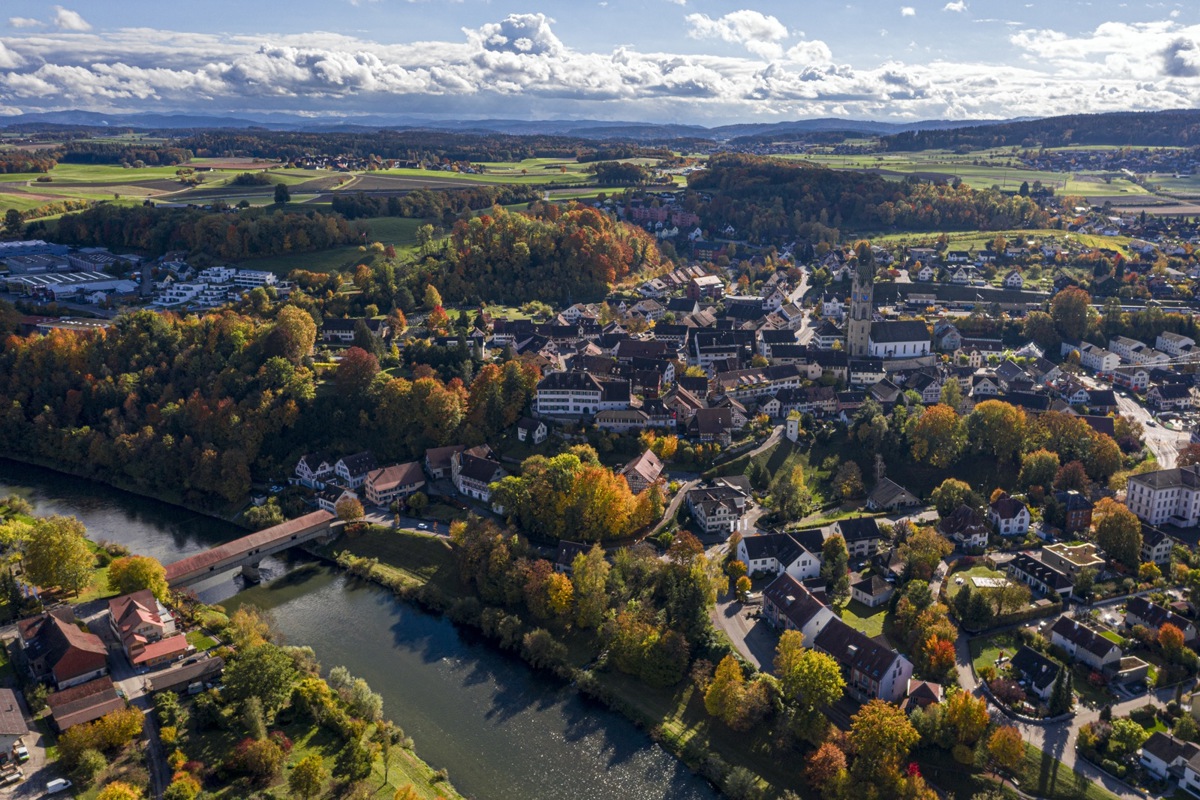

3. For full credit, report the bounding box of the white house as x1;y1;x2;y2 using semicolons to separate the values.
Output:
1049;617;1122;671
335;452;378;490
762;573;836;642
1003;269;1024;289
988;495;1030;536
1127;465;1200;527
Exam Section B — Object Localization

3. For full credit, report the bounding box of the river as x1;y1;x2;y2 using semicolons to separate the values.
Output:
0;460;719;800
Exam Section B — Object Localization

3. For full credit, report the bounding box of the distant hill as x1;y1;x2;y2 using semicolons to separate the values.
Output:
881;109;1200;150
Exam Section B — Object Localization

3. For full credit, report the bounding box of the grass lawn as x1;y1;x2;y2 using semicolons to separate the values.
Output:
969;631;1021;675
1100;630;1124;645
331;527;462;595
1020;741;1120;800
946;564;1009;602
419;501;469;526
186;630;219;651
836;599;887;638
1071;663;1114;709
236;245;372;277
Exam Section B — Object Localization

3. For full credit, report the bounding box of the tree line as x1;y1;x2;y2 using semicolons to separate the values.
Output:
882;109;1200;150
330;185;541;222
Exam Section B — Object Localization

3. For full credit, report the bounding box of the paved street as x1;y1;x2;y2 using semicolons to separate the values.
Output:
1115;393;1190;468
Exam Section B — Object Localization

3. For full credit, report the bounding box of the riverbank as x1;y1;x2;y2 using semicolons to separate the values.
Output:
329;530;814;800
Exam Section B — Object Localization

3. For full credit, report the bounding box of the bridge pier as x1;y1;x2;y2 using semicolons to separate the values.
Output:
241;562;262;583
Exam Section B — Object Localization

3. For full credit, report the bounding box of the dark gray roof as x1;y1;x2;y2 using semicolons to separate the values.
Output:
814;617;903;681
851;575;892;597
538;371;604;392
1050;617;1120;659
1009;645;1061;692
869;320;929;344
763;574;829;630
1126;596;1192;633
836;517;881;543
1130;465;1200;491
1008;552;1073;591
338;451;377;477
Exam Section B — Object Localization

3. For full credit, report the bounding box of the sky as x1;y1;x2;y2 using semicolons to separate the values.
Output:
0;1;1197;126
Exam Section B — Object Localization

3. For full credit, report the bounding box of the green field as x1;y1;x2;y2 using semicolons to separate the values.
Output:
946;565;1010;602
238;245;373;277
837;599;887;638
969;631;1021;674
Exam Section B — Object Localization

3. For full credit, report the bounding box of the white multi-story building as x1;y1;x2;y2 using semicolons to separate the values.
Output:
196;266;237;284
1157;332;1196;357
157;282;205;306
1126;465;1200;527
535;371;630;417
232;269;277;289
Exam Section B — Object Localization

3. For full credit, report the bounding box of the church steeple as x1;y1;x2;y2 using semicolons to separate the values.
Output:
846;242;875;357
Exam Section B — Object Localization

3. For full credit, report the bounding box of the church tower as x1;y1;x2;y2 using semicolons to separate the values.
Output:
846;248;875;357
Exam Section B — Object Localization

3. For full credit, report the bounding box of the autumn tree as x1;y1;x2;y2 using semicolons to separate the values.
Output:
987;725;1025;773
775;631;845;710
224;644;299;718
1178;443;1200;468
1094;498;1142;570
966;400;1027;462
772;465;811;520
704;655;752;729
335;346;380;397
1053;460;1090;493
899;526;954;582
22;515;94;596
1160;622;1186;659
264;305;318;364
833;460;865;499
97;783;143;800
571;544;610;629
1019;448;1060;489
423;284;443;310
850;699;921;782
335;496;365;525
911;404;965;468
107;555;169;601
805;740;848;790
930;478;981;518
944;690;990;746
288;753;329;800
1051;286;1091;340
820;535;850;602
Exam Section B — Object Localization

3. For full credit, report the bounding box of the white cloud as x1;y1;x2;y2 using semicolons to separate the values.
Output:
901;7;916;16
686;9;789;60
52;6;91;32
8;17;41;29
944;1;968;11
0;43;23;69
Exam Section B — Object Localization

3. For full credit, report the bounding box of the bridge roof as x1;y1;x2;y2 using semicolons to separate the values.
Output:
165;510;334;583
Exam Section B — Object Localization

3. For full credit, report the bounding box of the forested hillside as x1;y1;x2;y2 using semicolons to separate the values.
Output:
688;154;1051;242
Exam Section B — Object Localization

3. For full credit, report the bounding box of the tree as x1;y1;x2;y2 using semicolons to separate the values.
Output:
572;544;610;629
288;753;329;800
772;465;811;520
335;346;380;397
1179;443;1200;468
1073;567;1096;600
1051;286;1091;340
1108;717;1150;757
224;644;299;718
911;404;965;467
805;741;847;789
850;699;921;782
1019;449;1060;489
1048;666;1073;715
939;378;963;410
704;655;745;726
987;726;1024;772
833;460;865;500
4;208;21;235
265;305;318;364
22;515;94;596
424;284;443;310
97;783;143;800
775;631;845;709
335;497;365;524
1094;498;1142;570
1140;561;1162;583
820;535;850;602
984;579;1032;616
944;690;990;746
1053;460;1090;493
274;183;290;204
931;478;980;518
966;400;1027;462
334;737;376;783
1160;622;1186;658
107;555;169;601
899;526;953;582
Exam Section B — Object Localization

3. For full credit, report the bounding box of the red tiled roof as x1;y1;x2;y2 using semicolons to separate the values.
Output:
131;634;189;665
165;510;334;582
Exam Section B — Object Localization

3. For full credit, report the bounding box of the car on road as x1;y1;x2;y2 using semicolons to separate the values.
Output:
417;523;428;530
1146;420;1156;427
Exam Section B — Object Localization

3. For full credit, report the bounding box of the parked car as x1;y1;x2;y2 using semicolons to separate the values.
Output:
13;743;28;762
46;777;72;794
2;769;21;785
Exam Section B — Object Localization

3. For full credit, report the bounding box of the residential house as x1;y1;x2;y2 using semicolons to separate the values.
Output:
1142;526;1174;567
814;618;914;703
596;409;652;433
1042;542;1105;579
1125;596;1198;643
18;609;108;689
939;505;990;551
812;319;844;350
865;478;920;512
1109;336;1148;362
1127;465;1200;526
1158;332;1197;357
335;452;377;490
687;408;737;445
321;316;388;344
686;483;751;536
364;462;426;507
1009;645;1062;702
1112;366;1150;391
933;321;962;352
108;590;184;668
0;688;27;752
917;264;936;282
1006;551;1073;598
45;677;125;732
1054;490;1095;533
620;450;664;495
315;486;357;514
1149;383;1194;411
553;541;591;575
424;445;466;480
1049;617;1122;671
851;575;894;608
295;453;336;489
516;417;547;445
904;679;944;712
451;447;506;504
535;371;631;418
835;517;884;559
737;528;826;581
1077;343;1120;375
1003;269;1025;289
1140;732;1200;785
989;495;1031;537
762;573;837;641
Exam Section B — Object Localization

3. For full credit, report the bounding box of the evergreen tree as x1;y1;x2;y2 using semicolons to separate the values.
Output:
1049;665;1073;715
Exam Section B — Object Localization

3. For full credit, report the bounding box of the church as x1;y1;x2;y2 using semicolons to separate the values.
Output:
845;249;932;360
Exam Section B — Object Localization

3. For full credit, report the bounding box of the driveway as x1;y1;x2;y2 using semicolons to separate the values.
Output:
710;598;779;671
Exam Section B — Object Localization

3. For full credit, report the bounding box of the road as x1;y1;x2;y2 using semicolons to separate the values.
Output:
1115;393;1189;468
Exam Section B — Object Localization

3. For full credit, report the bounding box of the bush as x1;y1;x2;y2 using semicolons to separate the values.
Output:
952;744;975;765
72;748;107;786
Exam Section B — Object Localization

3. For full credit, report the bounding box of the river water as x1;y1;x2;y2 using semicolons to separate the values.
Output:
0;460;719;800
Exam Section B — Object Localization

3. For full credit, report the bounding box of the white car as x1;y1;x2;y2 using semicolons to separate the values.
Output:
46;778;72;794
13;744;28;762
